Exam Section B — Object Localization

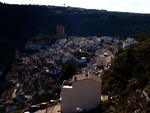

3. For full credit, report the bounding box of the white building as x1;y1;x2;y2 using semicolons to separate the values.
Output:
61;72;102;113
75;57;86;64
73;37;80;43
96;54;111;67
103;36;113;43
95;38;101;46
113;38;120;44
62;56;70;64
123;37;137;48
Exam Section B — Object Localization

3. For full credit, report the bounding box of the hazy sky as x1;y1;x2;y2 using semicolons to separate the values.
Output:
0;0;150;14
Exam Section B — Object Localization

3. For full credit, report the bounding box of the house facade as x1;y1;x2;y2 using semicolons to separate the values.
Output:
123;37;137;48
61;72;102;113
96;54;111;67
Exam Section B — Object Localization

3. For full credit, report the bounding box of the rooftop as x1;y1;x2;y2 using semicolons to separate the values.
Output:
72;72;102;84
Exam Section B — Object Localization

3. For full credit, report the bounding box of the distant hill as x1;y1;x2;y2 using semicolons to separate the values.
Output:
101;38;150;113
1;2;150;41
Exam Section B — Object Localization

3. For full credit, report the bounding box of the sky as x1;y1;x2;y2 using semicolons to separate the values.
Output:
0;0;150;14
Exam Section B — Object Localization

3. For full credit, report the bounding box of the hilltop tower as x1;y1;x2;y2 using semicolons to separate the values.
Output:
15;50;19;60
56;25;67;37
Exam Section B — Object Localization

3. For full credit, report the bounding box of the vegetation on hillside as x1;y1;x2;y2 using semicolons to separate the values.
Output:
101;38;150;112
60;62;77;82
1;2;150;41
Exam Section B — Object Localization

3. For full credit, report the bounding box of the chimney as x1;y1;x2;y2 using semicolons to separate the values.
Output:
86;73;88;77
74;76;77;81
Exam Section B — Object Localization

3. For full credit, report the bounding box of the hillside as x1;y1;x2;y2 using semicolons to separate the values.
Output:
1;2;150;41
101;39;150;112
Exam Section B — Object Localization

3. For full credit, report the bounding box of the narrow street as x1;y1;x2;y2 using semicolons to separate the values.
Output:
28;104;61;113
47;104;61;113
34;109;46;113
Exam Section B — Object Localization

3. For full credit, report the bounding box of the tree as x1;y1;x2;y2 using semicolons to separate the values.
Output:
132;63;148;86
115;54;127;72
132;63;146;78
60;62;77;82
138;34;147;42
115;46;123;56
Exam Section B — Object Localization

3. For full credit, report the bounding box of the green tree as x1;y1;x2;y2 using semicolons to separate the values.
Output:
138;34;147;42
61;62;77;82
132;63;146;78
115;46;123;56
132;63;148;86
115;54;127;72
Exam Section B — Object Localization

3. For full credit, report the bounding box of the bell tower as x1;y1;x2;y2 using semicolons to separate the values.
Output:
15;50;19;60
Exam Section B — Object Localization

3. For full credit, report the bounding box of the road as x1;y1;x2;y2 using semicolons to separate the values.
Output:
34;108;46;113
47;104;61;113
34;105;58;113
24;108;47;113
25;104;60;113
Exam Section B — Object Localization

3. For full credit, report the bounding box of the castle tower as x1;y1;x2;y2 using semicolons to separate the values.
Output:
56;25;65;35
56;25;67;37
15;50;19;60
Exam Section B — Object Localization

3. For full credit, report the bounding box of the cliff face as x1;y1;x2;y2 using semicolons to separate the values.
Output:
101;39;150;113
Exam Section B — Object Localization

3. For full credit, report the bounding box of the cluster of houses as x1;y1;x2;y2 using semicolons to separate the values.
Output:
123;37;137;48
25;36;55;50
0;35;137;112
